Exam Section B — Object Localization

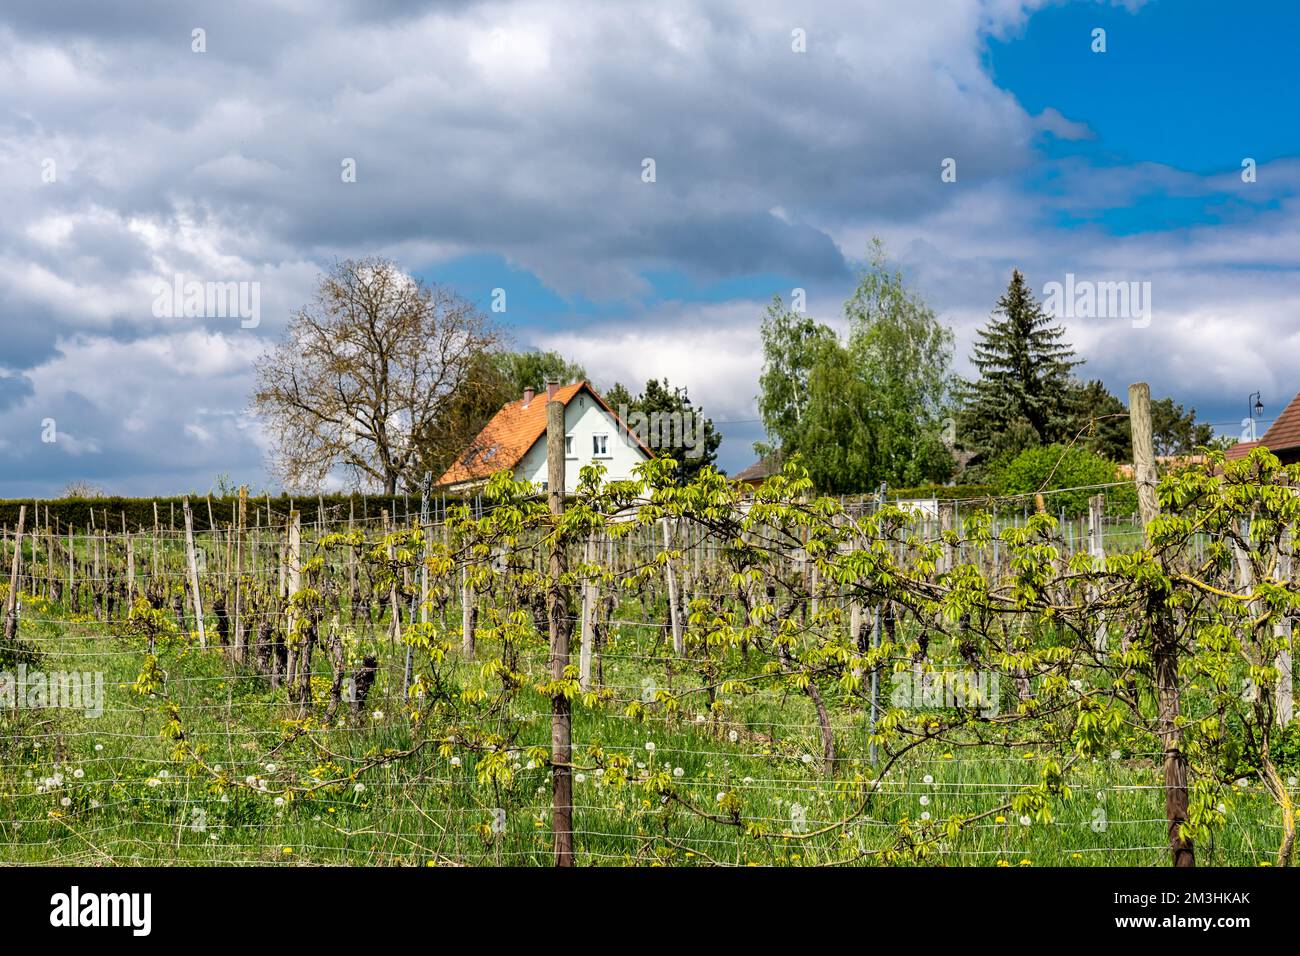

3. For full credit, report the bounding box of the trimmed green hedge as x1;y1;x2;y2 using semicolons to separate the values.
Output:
0;492;476;532
886;484;998;502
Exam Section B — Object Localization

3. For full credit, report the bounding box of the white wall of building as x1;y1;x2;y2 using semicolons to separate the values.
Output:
515;391;648;492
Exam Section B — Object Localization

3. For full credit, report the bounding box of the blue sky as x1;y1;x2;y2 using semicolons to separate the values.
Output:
1;0;1297;494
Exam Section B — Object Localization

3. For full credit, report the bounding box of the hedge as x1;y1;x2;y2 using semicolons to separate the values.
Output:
0;492;478;532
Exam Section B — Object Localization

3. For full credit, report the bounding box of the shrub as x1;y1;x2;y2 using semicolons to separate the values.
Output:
995;444;1136;517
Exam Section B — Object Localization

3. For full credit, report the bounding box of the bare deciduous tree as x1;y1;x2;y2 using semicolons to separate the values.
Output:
253;258;499;494
60;480;106;499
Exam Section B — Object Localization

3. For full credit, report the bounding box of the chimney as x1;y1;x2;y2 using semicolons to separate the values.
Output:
546;379;559;401
522;386;535;407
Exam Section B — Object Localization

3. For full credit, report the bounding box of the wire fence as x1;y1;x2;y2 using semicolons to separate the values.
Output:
1;476;1296;867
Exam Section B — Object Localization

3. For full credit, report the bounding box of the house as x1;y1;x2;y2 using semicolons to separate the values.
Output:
733;452;782;487
436;380;652;493
1226;391;1300;465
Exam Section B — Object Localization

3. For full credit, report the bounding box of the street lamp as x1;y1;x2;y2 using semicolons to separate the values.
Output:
1247;391;1264;441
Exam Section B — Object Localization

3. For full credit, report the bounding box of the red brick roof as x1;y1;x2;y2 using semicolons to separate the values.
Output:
1226;392;1300;460
435;381;650;487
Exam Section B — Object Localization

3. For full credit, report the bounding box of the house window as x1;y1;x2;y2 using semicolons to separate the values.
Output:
593;434;609;456
565;435;574;457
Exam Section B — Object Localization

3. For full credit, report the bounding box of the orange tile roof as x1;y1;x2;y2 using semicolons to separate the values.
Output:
435;381;651;487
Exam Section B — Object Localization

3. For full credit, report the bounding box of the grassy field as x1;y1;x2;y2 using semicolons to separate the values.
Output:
2;587;1293;867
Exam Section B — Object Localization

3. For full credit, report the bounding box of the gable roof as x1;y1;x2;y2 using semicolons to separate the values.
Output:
1226;391;1300;460
734;452;782;484
435;381;652;487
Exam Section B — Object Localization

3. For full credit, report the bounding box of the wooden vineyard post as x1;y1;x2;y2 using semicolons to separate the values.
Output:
1130;381;1193;868
91;526;101;621
45;520;54;602
182;497;207;648
384;510;401;649
1278;530;1294;728
66;522;74;612
461;558;475;659
3;506;26;648
1088;494;1107;652
126;534;136;603
547;396;573;866
235;486;247;665
410;482;431;697
282;510;302;694
579;533;595;691
347;499;357;622
662;517;684;655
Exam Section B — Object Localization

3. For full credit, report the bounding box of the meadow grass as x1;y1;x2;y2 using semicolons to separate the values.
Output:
0;593;1292;867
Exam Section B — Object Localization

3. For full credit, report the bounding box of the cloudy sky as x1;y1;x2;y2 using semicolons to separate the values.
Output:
2;0;1297;496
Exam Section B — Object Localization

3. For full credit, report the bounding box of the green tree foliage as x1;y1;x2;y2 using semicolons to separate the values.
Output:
602;378;721;481
1151;396;1215;456
758;244;955;493
1067;379;1132;463
996;443;1136;517
495;350;587;397
756;298;838;457
957;270;1080;461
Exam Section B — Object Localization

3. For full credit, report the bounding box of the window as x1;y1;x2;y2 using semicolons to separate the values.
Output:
564;435;574;456
593;434;609;456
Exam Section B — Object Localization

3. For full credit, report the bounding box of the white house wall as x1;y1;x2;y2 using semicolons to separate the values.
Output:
514;392;648;492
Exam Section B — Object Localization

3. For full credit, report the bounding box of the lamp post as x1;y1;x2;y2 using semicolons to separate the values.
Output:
1247;392;1264;441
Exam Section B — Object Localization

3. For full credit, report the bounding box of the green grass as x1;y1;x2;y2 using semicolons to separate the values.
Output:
0;591;1292;867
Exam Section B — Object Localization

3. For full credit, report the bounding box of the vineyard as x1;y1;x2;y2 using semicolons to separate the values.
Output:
2;411;1298;868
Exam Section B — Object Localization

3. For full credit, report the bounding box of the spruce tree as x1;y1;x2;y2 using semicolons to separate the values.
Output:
957;269;1080;461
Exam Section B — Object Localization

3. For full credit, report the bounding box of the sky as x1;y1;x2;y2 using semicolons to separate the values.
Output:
1;0;1297;496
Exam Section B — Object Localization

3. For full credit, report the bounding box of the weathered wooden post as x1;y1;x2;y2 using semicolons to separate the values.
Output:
662;517;683;655
126;534;135;603
579;533;596;690
1130;381;1193;867
3;506;26;647
547;395;574;866
1278;530;1294;727
234;486;247;665
1088;493;1107;652
461;556;476;659
182;497;207;648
